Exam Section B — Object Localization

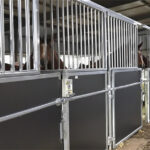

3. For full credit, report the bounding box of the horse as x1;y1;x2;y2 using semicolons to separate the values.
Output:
0;41;65;71
138;42;149;68
23;41;65;70
78;42;148;69
39;43;65;70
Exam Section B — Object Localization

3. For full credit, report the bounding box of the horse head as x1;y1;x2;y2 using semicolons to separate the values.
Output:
138;42;146;68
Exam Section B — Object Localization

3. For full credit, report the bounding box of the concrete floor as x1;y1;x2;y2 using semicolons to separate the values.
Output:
116;123;150;150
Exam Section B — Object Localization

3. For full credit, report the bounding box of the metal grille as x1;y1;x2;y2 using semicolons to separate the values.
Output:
40;0;107;70
107;12;138;69
0;0;39;74
0;0;145;74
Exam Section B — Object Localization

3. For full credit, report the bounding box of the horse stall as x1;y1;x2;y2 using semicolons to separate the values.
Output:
138;25;150;123
107;11;142;148
0;0;144;150
58;1;108;150
0;0;109;150
0;0;63;150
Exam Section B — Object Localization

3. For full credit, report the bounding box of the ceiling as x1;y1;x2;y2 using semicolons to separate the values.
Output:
92;0;150;26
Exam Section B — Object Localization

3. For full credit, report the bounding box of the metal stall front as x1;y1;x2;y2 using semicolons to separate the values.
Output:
58;0;109;150
139;25;150;123
107;10;142;148
0;0;64;150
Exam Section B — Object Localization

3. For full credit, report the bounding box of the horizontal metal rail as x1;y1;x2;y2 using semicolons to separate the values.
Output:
0;88;108;123
65;89;108;102
114;82;142;91
0;98;62;123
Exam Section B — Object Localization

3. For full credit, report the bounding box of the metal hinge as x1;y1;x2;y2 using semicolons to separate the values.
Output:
60;121;64;143
108;136;115;147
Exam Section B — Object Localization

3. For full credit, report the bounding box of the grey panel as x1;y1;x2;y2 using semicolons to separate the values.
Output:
0;77;62;150
0;106;62;150
0;77;61;117
149;71;150;120
114;70;141;87
70;74;106;95
115;85;141;143
70;94;106;150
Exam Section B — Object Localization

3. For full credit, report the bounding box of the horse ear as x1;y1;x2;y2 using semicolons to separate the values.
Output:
138;42;143;50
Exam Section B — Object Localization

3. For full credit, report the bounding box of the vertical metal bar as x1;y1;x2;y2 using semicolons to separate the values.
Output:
87;6;90;69
94;9;97;69
75;1;79;68
108;15;111;69
130;24;133;67
132;25;134;67
18;0;23;71
123;22;126;67
98;11;101;68
119;20;122;67
9;0;15;72
116;19;119;68
127;23;129;67
79;3;83;69
62;102;70;150
133;25;136;67
71;0;75;69
32;0;40;71
110;16;113;68
135;26;138;67
134;25;136;67
62;0;66;69
57;0;60;70
91;8;94;68
113;18;116;68
0;0;5;72
103;13;107;68
43;0;47;70
83;5;86;69
62;77;70;150
125;23;128;67
25;0;31;70
67;0;70;69
121;21;124;67
51;0;54;70
128;23;130;67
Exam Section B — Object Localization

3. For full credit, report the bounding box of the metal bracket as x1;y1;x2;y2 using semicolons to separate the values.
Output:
59;120;64;143
108;136;115;147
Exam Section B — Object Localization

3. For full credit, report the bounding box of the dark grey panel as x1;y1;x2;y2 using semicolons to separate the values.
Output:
149;71;150;120
0;77;61;117
70;94;106;150
0;106;62;150
114;70;141;87
115;85;141;143
70;74;105;95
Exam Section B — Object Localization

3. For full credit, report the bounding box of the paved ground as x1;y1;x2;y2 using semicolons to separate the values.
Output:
116;123;150;150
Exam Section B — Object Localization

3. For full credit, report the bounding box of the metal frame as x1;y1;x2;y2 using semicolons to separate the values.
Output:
39;0;107;71
144;68;150;123
110;68;142;148
0;0;146;150
138;25;150;123
107;12;138;69
0;0;40;74
62;70;109;150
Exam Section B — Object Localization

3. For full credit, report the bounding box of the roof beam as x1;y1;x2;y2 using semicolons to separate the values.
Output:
132;12;150;20
92;0;139;8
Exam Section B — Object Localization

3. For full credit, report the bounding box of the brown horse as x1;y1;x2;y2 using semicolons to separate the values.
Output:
1;42;65;71
138;42;149;68
23;42;65;70
40;43;65;70
79;42;148;69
